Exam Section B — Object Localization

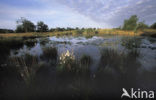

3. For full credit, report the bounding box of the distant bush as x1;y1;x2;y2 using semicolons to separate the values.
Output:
16;17;36;33
150;22;156;29
37;21;49;32
0;29;14;33
136;22;148;30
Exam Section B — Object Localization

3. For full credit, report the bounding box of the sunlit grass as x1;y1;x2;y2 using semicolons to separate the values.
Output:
1;29;155;38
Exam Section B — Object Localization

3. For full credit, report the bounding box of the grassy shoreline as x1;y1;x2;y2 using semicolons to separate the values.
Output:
0;29;156;38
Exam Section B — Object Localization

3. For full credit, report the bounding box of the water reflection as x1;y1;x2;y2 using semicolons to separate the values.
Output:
1;36;156;100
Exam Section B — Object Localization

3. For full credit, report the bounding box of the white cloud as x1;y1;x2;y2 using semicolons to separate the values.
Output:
0;0;156;29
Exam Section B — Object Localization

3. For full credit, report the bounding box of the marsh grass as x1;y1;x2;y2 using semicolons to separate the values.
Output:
0;37;24;49
0;38;25;66
121;36;141;49
0;29;155;39
24;39;37;47
97;48;141;87
141;29;156;38
93;48;141;95
1;34;154;99
99;48;124;73
79;55;92;73
9;54;42;86
98;48;140;75
40;47;58;64
39;38;50;45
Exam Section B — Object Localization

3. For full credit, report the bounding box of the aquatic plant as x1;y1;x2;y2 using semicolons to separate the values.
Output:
79;55;92;73
121;37;141;49
0;37;24;49
57;50;76;72
10;54;43;86
24;39;37;47
99;48;140;75
80;55;92;66
99;48;123;72
96;48;141;92
39;37;50;45
0;37;25;65
40;47;58;63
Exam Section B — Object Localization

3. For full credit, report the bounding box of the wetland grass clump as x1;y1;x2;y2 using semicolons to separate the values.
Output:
40;47;58;63
0;37;25;65
79;55;92;73
24;39;37;47
98;48;140;75
95;48;141;91
99;48;122;69
0;37;24;49
97;48;140;85
80;55;92;66
10;54;43;86
121;36;141;49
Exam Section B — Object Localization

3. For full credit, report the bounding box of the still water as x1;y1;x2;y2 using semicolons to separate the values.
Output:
10;36;156;71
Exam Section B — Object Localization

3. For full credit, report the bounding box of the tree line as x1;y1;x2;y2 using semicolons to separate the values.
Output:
121;15;156;31
0;16;156;33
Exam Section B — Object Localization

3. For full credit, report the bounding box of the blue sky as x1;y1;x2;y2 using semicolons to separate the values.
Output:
0;0;156;29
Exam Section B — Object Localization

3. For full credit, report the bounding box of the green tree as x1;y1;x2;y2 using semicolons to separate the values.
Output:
122;15;138;30
136;21;148;30
16;17;35;32
37;21;49;32
16;25;24;33
150;22;156;29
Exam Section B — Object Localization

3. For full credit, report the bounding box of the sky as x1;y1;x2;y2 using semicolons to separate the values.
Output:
0;0;156;29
